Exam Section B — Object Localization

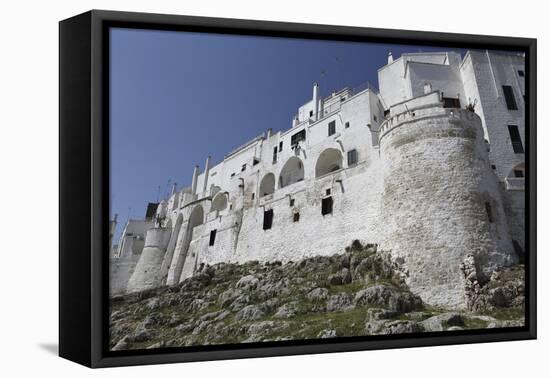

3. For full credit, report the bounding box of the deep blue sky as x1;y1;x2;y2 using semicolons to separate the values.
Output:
110;27;463;237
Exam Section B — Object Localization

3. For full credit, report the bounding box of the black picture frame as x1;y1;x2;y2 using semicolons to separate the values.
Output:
59;9;537;368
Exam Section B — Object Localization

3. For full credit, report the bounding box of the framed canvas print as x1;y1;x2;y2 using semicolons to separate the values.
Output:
59;10;536;368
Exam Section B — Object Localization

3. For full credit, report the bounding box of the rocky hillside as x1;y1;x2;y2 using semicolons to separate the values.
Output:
110;242;525;351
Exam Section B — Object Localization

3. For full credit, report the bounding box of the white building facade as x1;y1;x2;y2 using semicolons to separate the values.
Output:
110;50;526;309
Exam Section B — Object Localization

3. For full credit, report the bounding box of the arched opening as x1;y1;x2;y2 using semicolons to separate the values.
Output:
211;192;228;212
166;205;204;285
259;173;275;196
279;157;305;188
315;148;343;177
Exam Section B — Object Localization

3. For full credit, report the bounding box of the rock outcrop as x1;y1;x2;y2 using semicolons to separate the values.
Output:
110;242;525;350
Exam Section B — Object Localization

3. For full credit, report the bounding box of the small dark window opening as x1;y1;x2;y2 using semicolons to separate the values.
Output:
491;165;496;170
209;229;217;246
518;70;525;77
291;129;306;146
345;121;350;128
263;209;273;230
384;109;390;117
241;164;246;172
347;149;358;166
485;202;494;223
502;85;518;110
326;188;331;195
309;110;314;117
230;173;235;178
279;141;283;152
289;198;295;207
272;146;278;164
252;193;255;200
373;115;378;122
322;196;333;216
508;125;524;154
253;158;260;166
514;169;525;178
293;212;300;222
328;121;336;136
442;97;461;108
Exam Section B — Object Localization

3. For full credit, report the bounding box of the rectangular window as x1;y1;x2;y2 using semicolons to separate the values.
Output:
508;125;524;153
502;85;518;110
518;70;525;77
485;202;493;223
209;229;217;246
272;146;278;164
321;196;333;216
347;149;358;166
253;158;260;166
345;121;350;128
442;97;461;108
514;169;525;178
241;164;246;172
279;141;283;152
263;209;273;230
289;198;295;207
293;212;300;222
291;129;306;146
328;120;336;136
326;188;331;196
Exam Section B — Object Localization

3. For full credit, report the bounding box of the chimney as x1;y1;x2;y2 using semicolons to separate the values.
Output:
292;116;299;128
388;52;394;64
171;182;177;195
312;82;320;121
191;165;199;195
202;156;211;196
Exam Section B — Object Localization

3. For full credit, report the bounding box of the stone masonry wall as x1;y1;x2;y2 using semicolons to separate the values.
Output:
379;105;516;308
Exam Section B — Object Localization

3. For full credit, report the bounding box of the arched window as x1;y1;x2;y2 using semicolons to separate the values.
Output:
259;173;275;197
211;192;228;212
279;157;305;188
315;148;343;177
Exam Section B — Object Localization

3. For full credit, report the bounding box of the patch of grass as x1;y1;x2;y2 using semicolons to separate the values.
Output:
463;317;488;330
477;306;524;321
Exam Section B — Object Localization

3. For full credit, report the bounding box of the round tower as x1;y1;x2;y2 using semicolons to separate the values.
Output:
379;101;516;309
126;227;172;293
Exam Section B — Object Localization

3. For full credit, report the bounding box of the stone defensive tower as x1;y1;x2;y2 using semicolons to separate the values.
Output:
378;93;516;308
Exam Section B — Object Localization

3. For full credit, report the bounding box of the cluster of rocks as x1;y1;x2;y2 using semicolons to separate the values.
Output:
110;242;525;351
460;253;525;312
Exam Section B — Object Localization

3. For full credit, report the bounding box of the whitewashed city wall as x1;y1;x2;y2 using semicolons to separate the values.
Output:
110;50;525;310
